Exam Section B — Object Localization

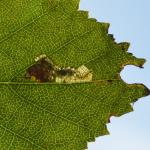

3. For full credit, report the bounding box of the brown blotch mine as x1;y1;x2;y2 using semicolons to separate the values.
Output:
26;58;54;82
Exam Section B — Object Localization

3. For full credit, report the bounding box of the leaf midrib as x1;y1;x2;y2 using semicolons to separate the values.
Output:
0;79;120;85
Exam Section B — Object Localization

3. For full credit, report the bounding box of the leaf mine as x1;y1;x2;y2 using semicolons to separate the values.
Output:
26;55;93;83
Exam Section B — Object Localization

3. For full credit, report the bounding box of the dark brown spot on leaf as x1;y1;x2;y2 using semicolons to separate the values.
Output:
26;58;54;82
56;68;74;76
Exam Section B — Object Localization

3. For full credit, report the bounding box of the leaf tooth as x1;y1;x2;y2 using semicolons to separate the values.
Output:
89;125;109;140
136;84;150;96
130;57;146;68
135;58;146;68
126;83;150;104
118;42;130;51
108;34;116;42
58;0;80;14
101;23;110;33
122;52;146;68
89;18;97;23
78;10;89;19
112;104;134;117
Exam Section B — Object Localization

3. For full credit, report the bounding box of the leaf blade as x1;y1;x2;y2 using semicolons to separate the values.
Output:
0;0;149;149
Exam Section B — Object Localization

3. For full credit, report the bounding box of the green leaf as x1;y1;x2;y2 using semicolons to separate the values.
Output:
0;0;149;149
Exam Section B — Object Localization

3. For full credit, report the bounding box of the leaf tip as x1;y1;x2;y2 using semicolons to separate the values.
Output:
143;85;150;96
135;58;146;68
